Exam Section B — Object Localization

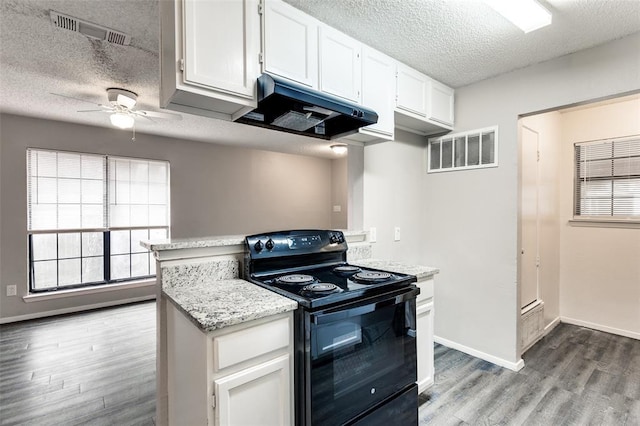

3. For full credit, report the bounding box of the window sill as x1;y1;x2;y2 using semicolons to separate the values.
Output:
568;219;640;229
23;279;156;303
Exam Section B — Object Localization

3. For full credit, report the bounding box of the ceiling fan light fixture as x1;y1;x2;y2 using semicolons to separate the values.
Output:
485;0;552;33
110;113;135;129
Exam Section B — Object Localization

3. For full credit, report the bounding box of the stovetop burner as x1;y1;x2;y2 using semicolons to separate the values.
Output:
301;283;342;294
353;271;392;282
333;265;361;276
276;274;315;285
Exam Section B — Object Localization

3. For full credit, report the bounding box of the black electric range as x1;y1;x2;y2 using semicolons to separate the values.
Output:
244;229;416;310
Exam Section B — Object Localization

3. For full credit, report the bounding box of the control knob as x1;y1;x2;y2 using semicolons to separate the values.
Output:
329;234;339;244
265;238;275;251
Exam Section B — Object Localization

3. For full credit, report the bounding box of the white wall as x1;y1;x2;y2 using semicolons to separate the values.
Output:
331;156;348;229
0;114;334;320
363;130;425;264
558;97;640;338
520;112;562;330
362;33;640;368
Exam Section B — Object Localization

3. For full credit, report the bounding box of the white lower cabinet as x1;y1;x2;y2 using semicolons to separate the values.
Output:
416;277;435;393
166;303;293;426
215;355;291;426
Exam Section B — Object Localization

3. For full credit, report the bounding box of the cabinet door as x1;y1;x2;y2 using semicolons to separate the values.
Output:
183;0;259;99
416;302;434;393
396;63;428;117
263;0;318;88
319;25;362;102
428;79;455;126
360;46;395;138
215;354;291;426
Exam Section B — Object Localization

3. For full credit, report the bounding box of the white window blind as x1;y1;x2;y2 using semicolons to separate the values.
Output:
26;149;170;292
575;135;640;219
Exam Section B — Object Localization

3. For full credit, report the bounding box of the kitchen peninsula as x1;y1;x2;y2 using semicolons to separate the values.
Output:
142;231;438;425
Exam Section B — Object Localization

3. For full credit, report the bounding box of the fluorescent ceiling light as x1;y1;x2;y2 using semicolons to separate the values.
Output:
485;0;552;33
330;144;348;155
110;113;135;129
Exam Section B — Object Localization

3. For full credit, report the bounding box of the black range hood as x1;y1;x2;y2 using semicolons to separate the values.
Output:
235;73;378;140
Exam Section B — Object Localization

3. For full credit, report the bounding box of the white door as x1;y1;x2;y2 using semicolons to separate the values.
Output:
319;25;361;102
416;301;434;393
361;46;395;137
427;79;454;126
183;0;259;98
520;125;540;309
215;354;291;426
263;0;318;88
396;63;428;117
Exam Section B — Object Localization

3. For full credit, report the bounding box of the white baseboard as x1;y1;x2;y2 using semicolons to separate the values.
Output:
0;295;156;324
544;316;561;336
560;316;640;340
434;335;525;372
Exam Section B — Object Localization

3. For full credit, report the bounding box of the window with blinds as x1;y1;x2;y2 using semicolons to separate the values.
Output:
574;135;640;219
26;149;170;292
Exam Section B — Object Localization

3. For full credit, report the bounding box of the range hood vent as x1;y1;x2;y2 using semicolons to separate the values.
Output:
235;74;378;140
50;11;131;46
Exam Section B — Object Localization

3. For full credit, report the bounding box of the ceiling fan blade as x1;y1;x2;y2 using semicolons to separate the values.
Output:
77;109;111;113
135;109;182;121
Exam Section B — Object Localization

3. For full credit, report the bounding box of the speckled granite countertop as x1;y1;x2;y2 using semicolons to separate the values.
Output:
141;235;245;251
142;229;368;252
163;278;297;333
351;259;439;280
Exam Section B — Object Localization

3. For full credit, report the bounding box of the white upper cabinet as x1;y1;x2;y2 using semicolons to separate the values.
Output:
262;0;318;88
319;25;362;103
346;46;395;142
396;63;428;118
395;62;454;135
159;0;260;120
427;78;455;126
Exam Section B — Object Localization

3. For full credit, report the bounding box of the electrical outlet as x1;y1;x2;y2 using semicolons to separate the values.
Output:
369;227;377;243
394;227;401;241
6;285;17;297
333;205;341;212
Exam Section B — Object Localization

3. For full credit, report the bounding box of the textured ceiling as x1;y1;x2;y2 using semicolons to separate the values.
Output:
1;0;639;158
285;0;640;88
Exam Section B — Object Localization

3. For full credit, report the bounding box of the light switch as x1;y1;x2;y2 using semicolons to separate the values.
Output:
333;205;341;212
394;227;401;241
369;227;377;243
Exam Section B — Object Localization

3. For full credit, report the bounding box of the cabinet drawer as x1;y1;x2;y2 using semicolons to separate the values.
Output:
416;278;434;304
214;316;290;371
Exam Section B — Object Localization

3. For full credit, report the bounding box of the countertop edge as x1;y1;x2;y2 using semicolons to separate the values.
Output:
162;279;297;333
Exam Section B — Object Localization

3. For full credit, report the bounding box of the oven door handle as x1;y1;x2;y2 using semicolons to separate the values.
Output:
310;286;419;325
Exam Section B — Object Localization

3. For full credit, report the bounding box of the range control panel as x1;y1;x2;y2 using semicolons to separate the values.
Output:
245;229;347;259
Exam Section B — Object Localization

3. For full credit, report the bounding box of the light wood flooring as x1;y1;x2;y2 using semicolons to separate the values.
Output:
0;301;156;425
1;301;639;425
419;323;640;425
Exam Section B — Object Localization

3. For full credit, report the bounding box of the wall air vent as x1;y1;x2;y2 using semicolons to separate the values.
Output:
50;11;131;46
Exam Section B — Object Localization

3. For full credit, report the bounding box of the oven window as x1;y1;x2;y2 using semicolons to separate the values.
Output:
309;298;417;425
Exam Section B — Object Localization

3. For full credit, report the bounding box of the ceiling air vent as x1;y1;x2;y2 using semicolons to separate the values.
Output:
50;10;131;46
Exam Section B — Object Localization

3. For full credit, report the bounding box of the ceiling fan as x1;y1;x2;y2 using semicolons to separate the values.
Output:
53;88;181;134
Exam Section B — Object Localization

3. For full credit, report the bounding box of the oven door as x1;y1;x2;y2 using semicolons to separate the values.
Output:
304;286;418;425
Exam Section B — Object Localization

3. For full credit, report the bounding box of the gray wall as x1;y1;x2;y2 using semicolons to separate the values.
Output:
0;114;334;320
363;32;640;367
331;156;348;229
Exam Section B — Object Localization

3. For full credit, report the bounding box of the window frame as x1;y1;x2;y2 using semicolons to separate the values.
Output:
26;149;170;293
573;135;640;222
427;126;499;173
